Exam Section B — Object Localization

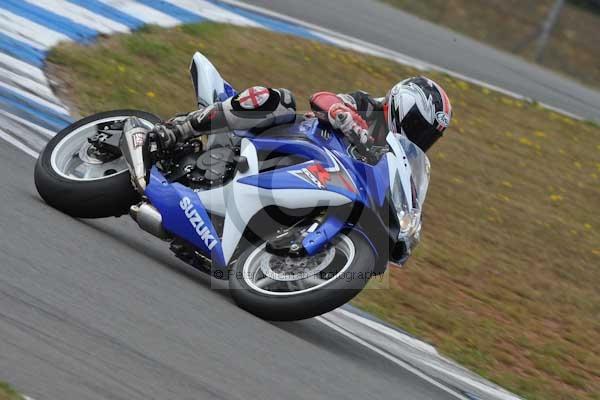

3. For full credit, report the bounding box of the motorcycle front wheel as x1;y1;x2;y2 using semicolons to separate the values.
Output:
229;231;376;321
34;110;161;218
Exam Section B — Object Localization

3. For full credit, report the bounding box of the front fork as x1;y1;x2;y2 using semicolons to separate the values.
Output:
119;117;152;194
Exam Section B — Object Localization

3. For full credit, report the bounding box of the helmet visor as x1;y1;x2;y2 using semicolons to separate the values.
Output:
399;105;443;152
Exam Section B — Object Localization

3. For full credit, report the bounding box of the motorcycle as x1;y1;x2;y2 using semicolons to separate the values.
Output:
34;52;430;321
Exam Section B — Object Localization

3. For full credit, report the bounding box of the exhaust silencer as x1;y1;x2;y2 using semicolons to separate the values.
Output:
130;203;170;239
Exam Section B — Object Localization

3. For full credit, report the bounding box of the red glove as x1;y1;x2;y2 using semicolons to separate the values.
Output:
328;103;372;147
310;92;373;151
310;92;367;127
328;103;366;129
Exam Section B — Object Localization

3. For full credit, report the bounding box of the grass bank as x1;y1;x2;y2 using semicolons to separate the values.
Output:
0;382;23;400
47;23;600;400
382;0;600;89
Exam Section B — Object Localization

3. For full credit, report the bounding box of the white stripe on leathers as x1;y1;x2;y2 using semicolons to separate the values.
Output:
0;64;64;105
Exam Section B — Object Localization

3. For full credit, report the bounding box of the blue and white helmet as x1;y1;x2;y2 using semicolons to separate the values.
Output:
386;77;452;152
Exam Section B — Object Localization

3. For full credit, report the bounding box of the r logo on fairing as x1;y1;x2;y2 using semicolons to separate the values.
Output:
180;197;218;250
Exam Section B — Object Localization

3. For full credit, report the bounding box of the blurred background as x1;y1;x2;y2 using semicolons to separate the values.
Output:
383;0;600;88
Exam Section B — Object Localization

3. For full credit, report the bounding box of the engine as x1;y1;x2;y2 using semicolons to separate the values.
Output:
167;144;246;190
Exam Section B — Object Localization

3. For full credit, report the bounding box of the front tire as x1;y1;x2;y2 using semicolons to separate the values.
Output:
229;231;376;321
34;110;161;218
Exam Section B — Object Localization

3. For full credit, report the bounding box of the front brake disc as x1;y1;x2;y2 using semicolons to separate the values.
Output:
258;247;336;282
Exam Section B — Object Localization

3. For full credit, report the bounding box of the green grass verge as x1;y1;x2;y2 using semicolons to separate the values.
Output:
47;23;600;400
0;382;24;400
381;0;600;89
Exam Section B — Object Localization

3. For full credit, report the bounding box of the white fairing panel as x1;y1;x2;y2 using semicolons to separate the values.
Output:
189;51;228;107
386;132;415;210
199;139;352;264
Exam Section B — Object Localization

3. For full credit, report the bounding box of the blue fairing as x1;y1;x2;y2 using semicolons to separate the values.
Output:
238;119;389;257
145;167;227;269
218;81;237;101
144;117;391;265
238;160;361;203
244;119;389;202
351;156;390;208
237;119;375;206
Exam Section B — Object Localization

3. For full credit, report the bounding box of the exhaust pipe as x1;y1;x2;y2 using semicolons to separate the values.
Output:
130;202;171;239
120;117;150;193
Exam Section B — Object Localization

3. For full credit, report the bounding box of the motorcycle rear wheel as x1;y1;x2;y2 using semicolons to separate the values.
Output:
229;231;376;321
34;110;161;218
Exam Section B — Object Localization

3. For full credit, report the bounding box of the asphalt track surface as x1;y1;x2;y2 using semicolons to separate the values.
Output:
240;0;600;122
0;142;458;399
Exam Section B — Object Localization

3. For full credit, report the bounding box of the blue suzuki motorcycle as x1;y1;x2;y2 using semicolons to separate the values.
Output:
34;52;430;321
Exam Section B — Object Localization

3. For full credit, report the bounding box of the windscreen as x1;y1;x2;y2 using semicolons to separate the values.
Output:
397;135;430;209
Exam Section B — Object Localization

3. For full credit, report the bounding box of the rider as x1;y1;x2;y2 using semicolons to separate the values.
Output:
120;77;451;264
147;77;452;159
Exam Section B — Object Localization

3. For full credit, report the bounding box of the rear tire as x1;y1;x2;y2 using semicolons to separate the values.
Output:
34;110;161;218
229;231;376;321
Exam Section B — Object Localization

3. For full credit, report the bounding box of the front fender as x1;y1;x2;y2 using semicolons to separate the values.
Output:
303;215;389;276
351;203;393;276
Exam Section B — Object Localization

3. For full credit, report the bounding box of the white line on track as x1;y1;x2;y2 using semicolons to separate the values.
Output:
323;309;523;400
217;0;586;121
417;358;522;400
0;8;70;49
0;53;48;84
334;308;438;355
0;128;39;158
0;109;56;139
0;25;46;51
0;65;63;105
0;81;70;117
316;315;470;400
